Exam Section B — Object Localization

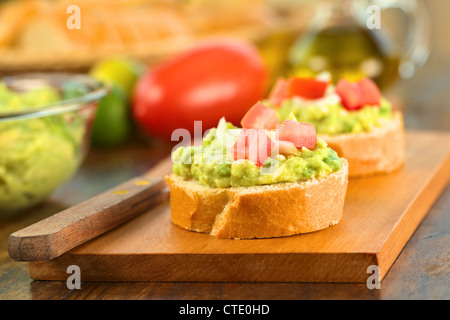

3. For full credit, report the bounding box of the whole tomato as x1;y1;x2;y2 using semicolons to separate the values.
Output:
132;39;266;141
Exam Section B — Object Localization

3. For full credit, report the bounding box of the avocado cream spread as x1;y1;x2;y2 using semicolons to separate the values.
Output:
273;95;392;135
0;83;85;212
172;120;342;188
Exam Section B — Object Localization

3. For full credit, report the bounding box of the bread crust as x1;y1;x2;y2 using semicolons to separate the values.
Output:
320;112;405;178
165;160;348;239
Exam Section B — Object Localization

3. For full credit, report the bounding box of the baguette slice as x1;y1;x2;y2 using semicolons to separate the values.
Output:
165;159;348;239
320;112;405;178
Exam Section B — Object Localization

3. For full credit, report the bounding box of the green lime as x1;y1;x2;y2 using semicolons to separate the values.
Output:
91;85;131;148
89;56;145;98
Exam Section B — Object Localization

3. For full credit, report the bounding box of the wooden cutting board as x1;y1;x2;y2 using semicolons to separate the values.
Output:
26;130;450;283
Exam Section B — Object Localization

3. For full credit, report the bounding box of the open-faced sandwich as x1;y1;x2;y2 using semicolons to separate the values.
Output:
165;102;348;239
266;75;405;177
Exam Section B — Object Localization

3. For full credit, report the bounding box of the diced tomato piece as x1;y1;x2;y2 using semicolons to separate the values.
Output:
276;120;316;149
335;79;361;111
267;78;290;107
335;77;381;111
240;101;280;130
266;77;329;107
288;77;329;100
358;77;381;105
230;129;274;166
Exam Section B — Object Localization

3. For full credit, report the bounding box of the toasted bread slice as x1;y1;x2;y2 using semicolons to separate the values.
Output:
320;112;405;178
165;159;348;239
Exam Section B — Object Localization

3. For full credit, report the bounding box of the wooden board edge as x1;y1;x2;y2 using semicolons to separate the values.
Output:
28;252;379;283
376;149;450;281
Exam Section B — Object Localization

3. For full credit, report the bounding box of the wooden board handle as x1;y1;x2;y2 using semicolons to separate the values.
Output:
8;156;174;262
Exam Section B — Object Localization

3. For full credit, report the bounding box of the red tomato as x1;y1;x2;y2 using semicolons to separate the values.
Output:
240;101;280;129
288;77;329;100
267;78;289;107
336;77;381;111
277;120;317;149
133;39;266;141
230;129;274;166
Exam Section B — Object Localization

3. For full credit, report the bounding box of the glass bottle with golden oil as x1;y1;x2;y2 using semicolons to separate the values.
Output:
287;0;431;90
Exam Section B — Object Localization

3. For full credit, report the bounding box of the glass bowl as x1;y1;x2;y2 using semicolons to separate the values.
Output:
0;73;108;216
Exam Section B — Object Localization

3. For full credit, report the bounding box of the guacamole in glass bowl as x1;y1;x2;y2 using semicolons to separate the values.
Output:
0;73;107;216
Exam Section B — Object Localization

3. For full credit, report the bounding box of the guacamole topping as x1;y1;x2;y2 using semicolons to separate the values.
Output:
272;94;392;135
0;83;85;212
172;119;342;188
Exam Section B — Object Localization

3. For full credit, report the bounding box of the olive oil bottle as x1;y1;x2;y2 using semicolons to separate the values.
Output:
288;24;401;90
286;0;430;90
